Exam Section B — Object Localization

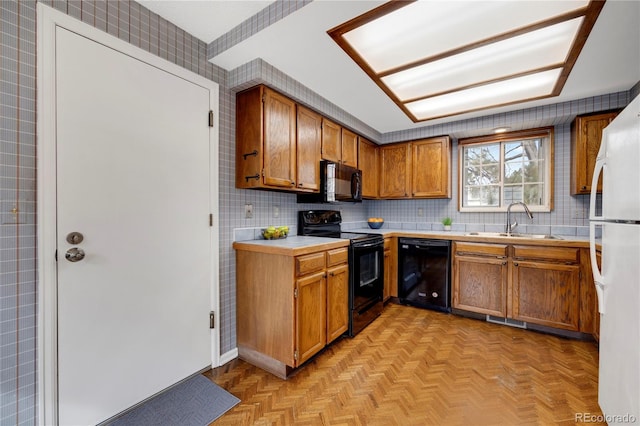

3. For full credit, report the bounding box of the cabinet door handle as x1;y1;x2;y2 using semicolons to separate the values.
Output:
514;262;519;266
245;174;260;182
502;261;507;266
290;181;296;186
329;272;335;277
242;150;258;160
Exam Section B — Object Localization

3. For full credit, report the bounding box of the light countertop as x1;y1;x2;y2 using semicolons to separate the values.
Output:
233;236;350;256
355;228;592;248
233;229;595;256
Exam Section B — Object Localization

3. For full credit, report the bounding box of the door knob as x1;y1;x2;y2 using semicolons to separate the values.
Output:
65;247;85;262
66;232;84;244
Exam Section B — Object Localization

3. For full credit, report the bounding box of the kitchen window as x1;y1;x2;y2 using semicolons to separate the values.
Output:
458;127;554;212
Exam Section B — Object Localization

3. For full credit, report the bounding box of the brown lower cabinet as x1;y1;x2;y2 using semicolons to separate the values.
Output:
510;245;581;330
453;241;593;333
383;237;397;300
236;246;349;378
453;242;508;317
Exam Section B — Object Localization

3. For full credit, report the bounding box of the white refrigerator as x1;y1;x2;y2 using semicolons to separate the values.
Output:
589;94;640;425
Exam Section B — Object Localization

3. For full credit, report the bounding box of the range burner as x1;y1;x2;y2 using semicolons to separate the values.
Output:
297;210;381;242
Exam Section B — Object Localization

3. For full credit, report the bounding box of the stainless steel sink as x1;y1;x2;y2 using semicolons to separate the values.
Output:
466;232;562;240
515;233;563;240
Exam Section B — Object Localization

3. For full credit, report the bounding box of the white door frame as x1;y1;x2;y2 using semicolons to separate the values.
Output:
36;4;220;425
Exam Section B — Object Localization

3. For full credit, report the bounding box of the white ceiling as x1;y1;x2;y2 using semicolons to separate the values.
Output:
141;0;640;134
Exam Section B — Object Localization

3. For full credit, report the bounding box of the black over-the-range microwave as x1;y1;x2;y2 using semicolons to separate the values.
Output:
297;160;362;203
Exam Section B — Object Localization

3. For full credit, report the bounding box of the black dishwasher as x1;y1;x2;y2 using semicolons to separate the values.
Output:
398;238;451;312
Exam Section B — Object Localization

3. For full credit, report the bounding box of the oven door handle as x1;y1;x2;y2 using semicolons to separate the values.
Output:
352;242;383;249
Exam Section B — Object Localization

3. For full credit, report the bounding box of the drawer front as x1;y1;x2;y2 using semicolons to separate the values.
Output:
326;247;348;267
454;242;508;258
296;252;326;276
512;245;579;263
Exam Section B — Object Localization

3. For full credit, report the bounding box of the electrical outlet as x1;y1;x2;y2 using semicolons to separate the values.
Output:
573;209;584;219
273;205;280;218
244;203;253;219
417;208;424;217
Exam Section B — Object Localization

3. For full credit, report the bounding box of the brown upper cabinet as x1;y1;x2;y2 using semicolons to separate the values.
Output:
321;118;358;167
570;110;620;195
321;118;341;164
380;136;451;199
235;85;451;199
296;105;322;192
358;137;379;198
379;143;411;198
411;136;451;198
236;85;297;190
341;128;358;168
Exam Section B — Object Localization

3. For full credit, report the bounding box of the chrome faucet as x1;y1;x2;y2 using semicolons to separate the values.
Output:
505;202;533;234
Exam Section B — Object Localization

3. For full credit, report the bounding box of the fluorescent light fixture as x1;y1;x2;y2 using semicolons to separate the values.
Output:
328;0;605;122
381;18;583;101
405;69;562;120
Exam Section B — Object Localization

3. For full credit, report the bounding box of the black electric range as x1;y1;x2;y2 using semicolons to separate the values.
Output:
297;211;380;243
298;210;384;337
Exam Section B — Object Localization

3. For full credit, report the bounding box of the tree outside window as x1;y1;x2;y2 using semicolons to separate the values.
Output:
459;128;553;212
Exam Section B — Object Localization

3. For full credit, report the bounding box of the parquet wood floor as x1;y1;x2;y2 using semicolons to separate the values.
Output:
205;303;604;425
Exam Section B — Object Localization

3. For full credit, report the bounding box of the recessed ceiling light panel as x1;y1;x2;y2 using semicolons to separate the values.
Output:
341;0;590;73
405;69;562;121
329;0;605;122
381;17;583;101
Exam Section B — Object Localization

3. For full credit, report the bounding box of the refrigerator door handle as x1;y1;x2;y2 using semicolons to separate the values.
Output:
589;156;605;221
589;221;605;314
594;284;605;314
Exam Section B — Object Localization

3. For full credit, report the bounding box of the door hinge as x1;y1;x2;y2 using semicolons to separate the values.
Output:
208;110;214;128
294;288;298;298
209;214;213;227
261;168;265;177
294;350;298;361
209;311;215;329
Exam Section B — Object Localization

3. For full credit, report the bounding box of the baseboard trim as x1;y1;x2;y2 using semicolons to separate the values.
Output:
238;345;292;379
219;348;238;366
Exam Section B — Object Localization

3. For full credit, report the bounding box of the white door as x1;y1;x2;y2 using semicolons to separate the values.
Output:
55;27;214;425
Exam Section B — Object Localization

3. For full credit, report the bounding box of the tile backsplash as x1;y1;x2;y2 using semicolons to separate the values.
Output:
233;221;591;242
